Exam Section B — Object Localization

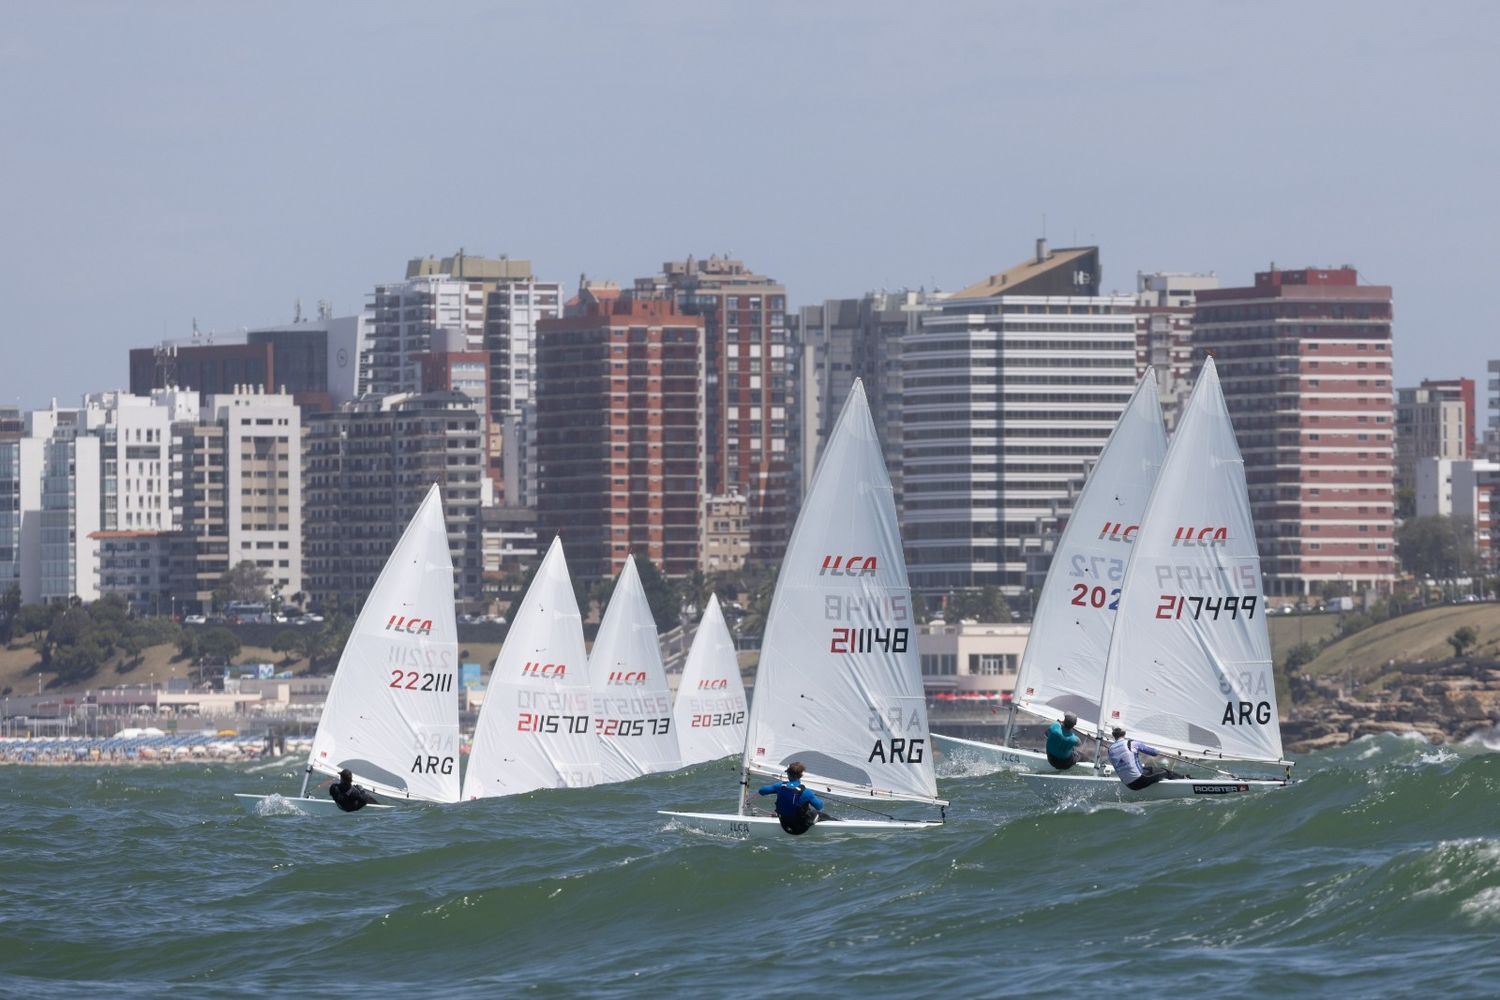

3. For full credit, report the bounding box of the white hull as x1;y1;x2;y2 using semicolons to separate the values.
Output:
933;733;1098;773
1019;772;1289;802
234;793;394;815
659;810;944;839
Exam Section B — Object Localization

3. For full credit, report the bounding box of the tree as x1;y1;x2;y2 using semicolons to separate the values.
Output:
0;585;20;644
943;586;1013;623
213;561;271;609
271;629;303;665
1448;625;1478;658
197;627;242;664
1396;515;1479;582
14;603;55;639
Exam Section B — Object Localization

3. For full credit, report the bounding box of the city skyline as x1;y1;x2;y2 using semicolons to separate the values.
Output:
4;2;1497;408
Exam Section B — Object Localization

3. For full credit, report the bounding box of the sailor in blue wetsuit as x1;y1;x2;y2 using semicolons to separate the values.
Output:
757;761;831;835
1106;727;1185;791
1045;713;1084;770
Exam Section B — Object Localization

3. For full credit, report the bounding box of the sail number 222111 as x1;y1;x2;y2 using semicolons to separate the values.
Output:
388;671;455;692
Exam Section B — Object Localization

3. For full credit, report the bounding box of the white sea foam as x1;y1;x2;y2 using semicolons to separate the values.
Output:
1460;886;1500;923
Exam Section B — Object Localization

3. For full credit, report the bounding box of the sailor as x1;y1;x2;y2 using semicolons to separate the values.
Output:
757;761;830;835
1106;727;1185;791
1045;712;1084;770
328;768;380;812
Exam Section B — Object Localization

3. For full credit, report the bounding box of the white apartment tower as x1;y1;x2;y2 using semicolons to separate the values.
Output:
363;274;487;397
903;243;1138;597
206;389;303;598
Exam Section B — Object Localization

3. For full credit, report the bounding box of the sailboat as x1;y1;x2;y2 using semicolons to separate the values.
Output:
462;536;601;800
588;555;681;782
235;484;460;814
661;380;948;837
1021;358;1293;801
672;594;749;767
933;369;1167;771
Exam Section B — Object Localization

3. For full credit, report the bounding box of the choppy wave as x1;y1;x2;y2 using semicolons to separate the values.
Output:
3;735;1498;997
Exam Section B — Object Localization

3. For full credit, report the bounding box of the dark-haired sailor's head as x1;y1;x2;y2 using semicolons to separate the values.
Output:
786;762;805;781
1111;727;1126;740
1062;713;1078;731
338;768;353;786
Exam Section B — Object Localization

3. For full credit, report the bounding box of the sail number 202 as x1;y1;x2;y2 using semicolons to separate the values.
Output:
1071;585;1120;610
1156;595;1257;620
388;670;454;692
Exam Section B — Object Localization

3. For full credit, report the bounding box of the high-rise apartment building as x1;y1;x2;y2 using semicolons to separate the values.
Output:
1134;271;1219;429
534;298;705;581
0;408;43;602
796;291;929;506
1396;379;1474;501
303;391;485;612
157;387;303;612
1193;265;1396;595
406;253;562;506
12;391;196;605
632;256;790;563
902;242;1138;597
364;274;487;398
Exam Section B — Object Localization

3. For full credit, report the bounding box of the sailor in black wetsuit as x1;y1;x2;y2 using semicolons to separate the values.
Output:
329;768;380;812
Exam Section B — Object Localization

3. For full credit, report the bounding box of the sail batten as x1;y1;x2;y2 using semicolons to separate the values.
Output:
1098;358;1286;764
306;483;460;804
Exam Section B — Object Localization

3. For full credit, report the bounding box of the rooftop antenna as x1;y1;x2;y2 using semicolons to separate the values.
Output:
293;298;302;323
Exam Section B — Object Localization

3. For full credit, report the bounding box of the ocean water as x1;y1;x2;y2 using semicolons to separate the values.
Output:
2;734;1499;998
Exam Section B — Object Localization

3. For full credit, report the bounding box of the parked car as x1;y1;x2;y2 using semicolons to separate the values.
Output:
298;614;325;624
183;614;207;625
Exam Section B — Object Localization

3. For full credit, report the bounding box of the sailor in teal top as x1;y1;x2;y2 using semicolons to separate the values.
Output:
1045;713;1083;770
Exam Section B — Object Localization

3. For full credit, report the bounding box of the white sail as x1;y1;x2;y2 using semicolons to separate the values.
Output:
742;380;941;805
588;555;680;782
307;483;460;802
462;536;601;800
672;595;749;766
1014;369;1168;734
1098;357;1285;764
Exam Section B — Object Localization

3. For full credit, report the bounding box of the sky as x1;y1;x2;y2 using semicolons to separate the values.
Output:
2;1;1496;411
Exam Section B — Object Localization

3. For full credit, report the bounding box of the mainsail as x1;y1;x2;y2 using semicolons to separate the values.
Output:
463;536;601;799
742;380;941;805
307;483;460;802
672;594;749;766
589;555;680;782
1013;369;1168;735
1098;357;1286;764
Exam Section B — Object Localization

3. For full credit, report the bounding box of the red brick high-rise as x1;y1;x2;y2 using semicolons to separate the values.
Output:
1194;266;1395;596
534;298;705;581
632;256;790;564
